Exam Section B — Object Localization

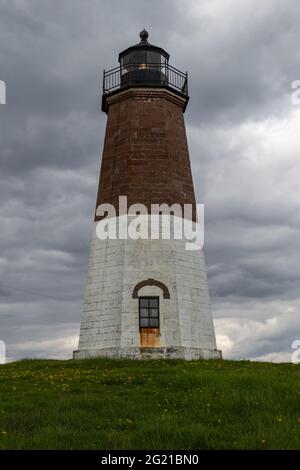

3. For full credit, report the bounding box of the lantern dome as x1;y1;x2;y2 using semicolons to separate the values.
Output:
118;29;169;66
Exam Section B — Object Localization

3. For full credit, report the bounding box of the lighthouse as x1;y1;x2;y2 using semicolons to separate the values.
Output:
74;30;221;360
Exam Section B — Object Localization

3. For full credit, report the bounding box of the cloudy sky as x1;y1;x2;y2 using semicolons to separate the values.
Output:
0;0;299;362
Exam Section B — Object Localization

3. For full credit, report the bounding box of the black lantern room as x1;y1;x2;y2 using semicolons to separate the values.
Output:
102;30;188;112
119;29;169;87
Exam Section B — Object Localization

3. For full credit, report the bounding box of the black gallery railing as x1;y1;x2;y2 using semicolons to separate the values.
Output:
103;63;188;96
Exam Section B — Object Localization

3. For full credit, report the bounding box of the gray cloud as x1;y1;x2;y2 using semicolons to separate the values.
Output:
0;0;299;362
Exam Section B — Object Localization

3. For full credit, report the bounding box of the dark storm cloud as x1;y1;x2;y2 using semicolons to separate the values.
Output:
165;1;300;124
0;0;299;361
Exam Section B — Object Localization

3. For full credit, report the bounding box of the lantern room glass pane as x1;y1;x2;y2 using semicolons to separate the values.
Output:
146;50;162;65
121;51;146;68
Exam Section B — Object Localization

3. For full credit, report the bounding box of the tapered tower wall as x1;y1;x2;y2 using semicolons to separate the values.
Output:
74;226;220;359
95;88;197;221
74;87;221;360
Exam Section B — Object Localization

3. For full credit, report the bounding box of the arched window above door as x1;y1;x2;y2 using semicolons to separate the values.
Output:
132;278;170;299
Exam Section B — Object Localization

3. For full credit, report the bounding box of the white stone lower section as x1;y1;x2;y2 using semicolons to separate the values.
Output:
75;220;221;360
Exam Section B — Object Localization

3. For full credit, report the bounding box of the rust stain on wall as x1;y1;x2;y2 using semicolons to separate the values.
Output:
140;328;160;347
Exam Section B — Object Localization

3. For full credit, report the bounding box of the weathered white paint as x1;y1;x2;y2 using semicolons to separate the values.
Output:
74;219;221;360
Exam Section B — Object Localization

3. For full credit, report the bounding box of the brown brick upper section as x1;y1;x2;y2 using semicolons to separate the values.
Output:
95;88;197;221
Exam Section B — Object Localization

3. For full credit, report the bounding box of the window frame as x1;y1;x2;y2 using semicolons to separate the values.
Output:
139;296;160;329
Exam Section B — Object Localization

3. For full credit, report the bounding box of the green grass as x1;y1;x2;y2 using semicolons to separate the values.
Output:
0;358;299;450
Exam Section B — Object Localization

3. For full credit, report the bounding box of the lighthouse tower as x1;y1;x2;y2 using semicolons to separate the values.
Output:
74;31;221;360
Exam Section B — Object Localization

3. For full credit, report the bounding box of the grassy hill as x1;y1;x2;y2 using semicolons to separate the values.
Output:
0;358;299;450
